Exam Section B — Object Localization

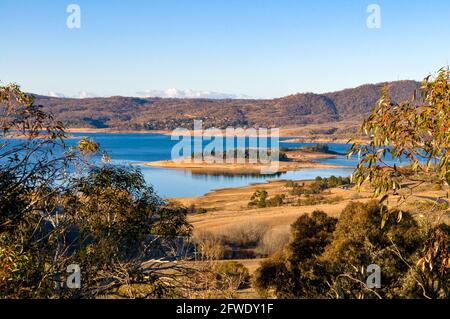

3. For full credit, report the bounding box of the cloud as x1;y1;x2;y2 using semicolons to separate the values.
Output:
47;91;66;98
47;89;250;100
136;88;251;99
75;91;97;99
47;91;98;99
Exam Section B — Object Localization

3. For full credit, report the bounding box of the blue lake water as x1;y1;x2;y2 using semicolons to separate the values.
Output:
61;133;355;198
2;132;424;198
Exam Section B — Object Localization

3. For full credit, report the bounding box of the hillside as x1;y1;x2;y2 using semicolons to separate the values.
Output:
34;80;421;131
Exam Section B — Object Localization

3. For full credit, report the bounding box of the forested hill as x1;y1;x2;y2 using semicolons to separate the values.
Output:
34;80;420;130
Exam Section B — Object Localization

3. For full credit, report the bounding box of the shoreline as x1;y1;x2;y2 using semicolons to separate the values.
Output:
144;149;347;174
144;159;345;174
65;127;357;143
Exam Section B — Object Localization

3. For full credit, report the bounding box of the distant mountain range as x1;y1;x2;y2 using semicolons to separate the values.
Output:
34;80;421;130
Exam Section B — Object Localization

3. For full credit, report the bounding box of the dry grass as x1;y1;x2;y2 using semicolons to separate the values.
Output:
218;221;270;248
256;226;291;256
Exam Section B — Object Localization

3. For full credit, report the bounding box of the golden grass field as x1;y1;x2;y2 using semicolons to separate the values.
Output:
176;179;372;235
180;181;448;234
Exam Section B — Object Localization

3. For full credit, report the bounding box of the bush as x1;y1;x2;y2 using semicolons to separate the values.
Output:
319;201;422;299
285;176;351;198
285;181;305;196
213;261;251;290
304;144;331;153
187;204;208;214
248;190;285;208
248;190;268;208
254;202;435;299
266;194;285;207
254;211;337;298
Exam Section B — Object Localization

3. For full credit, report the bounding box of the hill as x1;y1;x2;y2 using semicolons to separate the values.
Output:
34;80;421;131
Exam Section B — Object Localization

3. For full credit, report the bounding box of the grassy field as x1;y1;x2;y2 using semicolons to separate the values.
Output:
167;175;450;297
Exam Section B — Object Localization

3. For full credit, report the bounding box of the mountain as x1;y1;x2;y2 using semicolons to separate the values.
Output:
324;80;421;120
34;80;421;130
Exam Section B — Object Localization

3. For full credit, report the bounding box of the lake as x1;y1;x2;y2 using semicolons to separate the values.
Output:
66;133;356;198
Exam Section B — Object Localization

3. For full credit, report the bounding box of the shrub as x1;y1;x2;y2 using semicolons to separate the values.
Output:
187;204;208;214
213;261;251;290
254;211;337;298
320;201;423;299
248;190;285;208
286;181;305;196
286;176;351;198
248;190;268;208
254;202;433;299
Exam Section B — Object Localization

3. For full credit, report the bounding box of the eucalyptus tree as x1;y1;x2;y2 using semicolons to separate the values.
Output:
349;68;449;298
0;84;192;298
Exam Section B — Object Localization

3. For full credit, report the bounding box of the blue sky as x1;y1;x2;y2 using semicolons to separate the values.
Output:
1;0;449;98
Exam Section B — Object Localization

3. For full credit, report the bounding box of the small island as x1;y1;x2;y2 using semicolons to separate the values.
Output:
144;146;346;175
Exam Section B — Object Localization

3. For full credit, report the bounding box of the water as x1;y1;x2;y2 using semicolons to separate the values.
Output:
138;166;354;198
2;133;426;198
1;133;356;198
58;133;353;198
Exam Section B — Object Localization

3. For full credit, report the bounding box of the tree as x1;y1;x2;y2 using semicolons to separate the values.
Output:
254;203;430;299
254;211;337;298
0;84;192;298
320;201;422;299
349;68;450;298
62;165;192;298
350;67;450;222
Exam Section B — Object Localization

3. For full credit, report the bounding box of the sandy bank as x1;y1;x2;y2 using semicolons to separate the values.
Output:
144;159;342;174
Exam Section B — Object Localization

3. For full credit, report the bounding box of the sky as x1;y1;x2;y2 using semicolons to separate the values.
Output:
1;0;449;99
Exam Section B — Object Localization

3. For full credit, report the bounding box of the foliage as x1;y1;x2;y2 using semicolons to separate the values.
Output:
320;201;422;299
192;148;288;163
0;84;192;299
213;261;250;290
304;144;331;153
347;68;450;298
248;190;285;208
253;202;446;299
254;211;337;298
248;190;268;208
286;176;351;197
350;68;450;219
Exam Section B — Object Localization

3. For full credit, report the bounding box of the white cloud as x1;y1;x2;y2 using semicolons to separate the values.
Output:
136;88;251;99
75;91;97;99
47;89;250;100
47;91;98;99
47;91;66;98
